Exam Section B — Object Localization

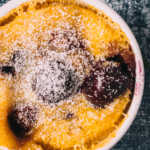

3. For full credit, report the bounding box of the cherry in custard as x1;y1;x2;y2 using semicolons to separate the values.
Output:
8;102;38;138
32;60;81;104
82;60;129;107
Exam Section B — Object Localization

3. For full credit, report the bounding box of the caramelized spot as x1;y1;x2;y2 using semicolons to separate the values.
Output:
35;1;51;9
22;5;29;12
0;12;18;26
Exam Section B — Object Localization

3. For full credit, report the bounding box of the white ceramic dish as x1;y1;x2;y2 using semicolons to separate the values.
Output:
0;0;144;150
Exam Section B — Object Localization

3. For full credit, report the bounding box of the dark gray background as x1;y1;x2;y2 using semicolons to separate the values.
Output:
0;0;150;149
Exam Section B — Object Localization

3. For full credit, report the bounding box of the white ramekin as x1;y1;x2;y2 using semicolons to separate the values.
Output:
0;0;144;150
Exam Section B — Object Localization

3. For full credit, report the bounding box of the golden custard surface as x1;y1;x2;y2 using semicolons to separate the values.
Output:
0;0;135;150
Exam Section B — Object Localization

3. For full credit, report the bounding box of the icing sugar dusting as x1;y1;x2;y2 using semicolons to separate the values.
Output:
31;52;82;103
9;25;93;106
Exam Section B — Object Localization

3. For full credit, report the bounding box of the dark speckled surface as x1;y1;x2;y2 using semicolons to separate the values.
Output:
0;0;150;149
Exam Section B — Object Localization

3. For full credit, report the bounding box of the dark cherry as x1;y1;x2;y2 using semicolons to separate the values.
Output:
82;60;129;107
48;29;86;52
107;55;135;95
1;66;15;76
32;60;80;104
8;102;38;138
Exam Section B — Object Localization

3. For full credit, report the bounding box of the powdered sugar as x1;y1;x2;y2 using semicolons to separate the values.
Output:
31;51;81;103
7;25;93;107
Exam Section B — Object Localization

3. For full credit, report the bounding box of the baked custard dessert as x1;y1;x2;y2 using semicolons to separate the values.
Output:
0;0;136;149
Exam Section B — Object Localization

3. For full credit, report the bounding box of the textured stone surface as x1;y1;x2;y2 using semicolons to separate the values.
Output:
0;0;9;6
0;0;150;149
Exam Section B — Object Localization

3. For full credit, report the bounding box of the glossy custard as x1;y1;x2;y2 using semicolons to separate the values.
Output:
0;0;135;149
